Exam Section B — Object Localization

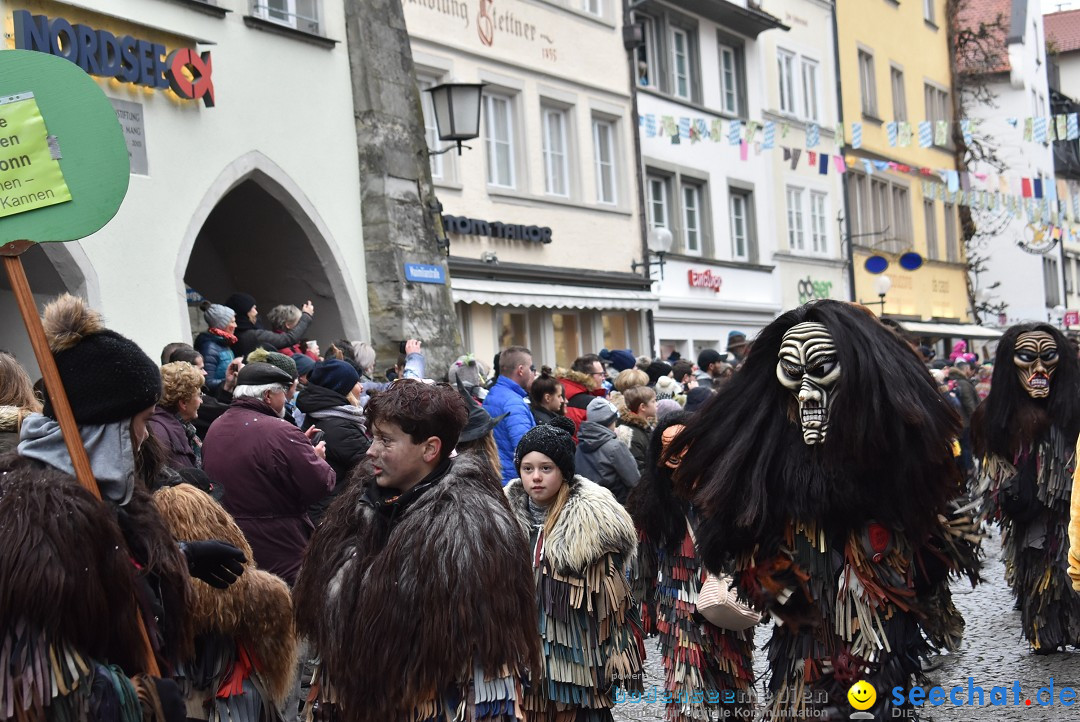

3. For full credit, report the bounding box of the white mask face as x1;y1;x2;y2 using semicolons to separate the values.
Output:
776;322;841;445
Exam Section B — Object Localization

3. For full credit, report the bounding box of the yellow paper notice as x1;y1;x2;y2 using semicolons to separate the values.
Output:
0;92;73;219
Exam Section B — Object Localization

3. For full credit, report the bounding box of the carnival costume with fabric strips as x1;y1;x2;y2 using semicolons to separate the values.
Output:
626;412;755;722
293;454;539;721
154;483;297;721
503;425;644;722
973;323;1080;653
667;301;980;720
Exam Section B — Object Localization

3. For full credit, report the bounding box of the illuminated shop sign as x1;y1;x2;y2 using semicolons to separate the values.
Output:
13;10;215;107
687;268;722;293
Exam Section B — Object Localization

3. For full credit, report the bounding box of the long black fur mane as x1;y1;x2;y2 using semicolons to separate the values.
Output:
667;300;962;572
625;411;692;553
971;322;1080;458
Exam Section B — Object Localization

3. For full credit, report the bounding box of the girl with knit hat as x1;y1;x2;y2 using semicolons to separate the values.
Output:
194;302;237;392
504;425;643;721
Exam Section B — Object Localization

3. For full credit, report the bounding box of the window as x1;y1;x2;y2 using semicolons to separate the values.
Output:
850;171;911;244
891;66;907;122
647;175;670;230
583;0;602;17
418;78;444;181
924;0;936;25
542;107;570;197
719;44;740;115
552;313;582;368
730;189;752;261
253;0;321;33
847;171;871;236
1045;257;1062;307
484;94;516;188
924;199;938;260
786;187;806;251
892;185;911;242
778;50;796;114
810;191;828;253
858;49;877;117
635;15;658;88
682;183;702;255
592;119;617;205
801;59;820;122
924;83;950;146
1066;254;1076;295
602;312;629;350
944;202;958;262
670;27;691;99
498;310;529;351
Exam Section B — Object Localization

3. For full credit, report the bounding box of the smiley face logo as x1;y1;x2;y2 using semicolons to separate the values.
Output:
848;680;877;711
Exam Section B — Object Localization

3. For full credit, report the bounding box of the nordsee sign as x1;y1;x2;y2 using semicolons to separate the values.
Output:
404;263;446;284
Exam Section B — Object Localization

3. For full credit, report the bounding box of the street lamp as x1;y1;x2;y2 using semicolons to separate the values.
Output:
425;83;485;155
859;274;891;315
632;227;674;279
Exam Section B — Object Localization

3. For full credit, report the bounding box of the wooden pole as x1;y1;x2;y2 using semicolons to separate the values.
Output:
1;241;160;676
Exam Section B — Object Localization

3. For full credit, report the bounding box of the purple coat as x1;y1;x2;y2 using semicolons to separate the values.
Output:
147;405;198;470
202;396;336;585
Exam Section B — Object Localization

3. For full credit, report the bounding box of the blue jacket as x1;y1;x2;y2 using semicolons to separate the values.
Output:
194;332;235;391
484;375;535;485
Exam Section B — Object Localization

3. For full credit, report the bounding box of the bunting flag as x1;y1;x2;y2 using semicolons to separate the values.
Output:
740;141;749;161
790;148;802;170
899;122;913;147
694;118;709;140
918;121;933;148
1034;116;1048;144
807;123;820;148
728;119;743;145
862;159;874;175
763;121;776;150
1034;178;1044;199
887;122;898;147
679;117;691;139
1070;113;1079;141
1023;117;1033;141
852;122;863;149
819;152;830;175
935;121;949;146
835;123;845;148
710;118;723;142
644;115;657;138
1058;114;1069;141
1022;178;1033;198
746;120;760;143
808;151;817;167
781;122;790;138
961;119;974;145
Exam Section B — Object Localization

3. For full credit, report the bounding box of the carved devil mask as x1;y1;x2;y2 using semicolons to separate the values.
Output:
1013;331;1058;399
777;322;841;445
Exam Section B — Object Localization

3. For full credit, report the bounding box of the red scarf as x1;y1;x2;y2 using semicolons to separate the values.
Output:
209;327;238;345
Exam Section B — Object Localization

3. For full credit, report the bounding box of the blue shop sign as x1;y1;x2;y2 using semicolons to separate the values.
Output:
404;263;446;285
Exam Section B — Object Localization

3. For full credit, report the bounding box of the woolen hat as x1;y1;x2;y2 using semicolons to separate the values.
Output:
203;304;235;330
40;294;161;425
236;362;293;387
645;360;672;386
601;348;637;372
309;359;360;396
224;292;257;318
292;354;316;378
247;348;297;380
654;375;680;401
515;424;575;481
547;414;577;438
684;386;714;413
585;397;618;426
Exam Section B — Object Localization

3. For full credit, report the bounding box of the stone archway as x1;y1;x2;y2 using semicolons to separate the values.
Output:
176;152;366;347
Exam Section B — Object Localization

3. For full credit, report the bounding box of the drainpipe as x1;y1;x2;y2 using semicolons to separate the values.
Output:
626;0;655;354
831;1;856;301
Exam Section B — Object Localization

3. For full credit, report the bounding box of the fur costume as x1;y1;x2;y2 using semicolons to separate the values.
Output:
154;484;297;720
0;455;181;721
626;413;755;722
973;323;1080;652
293;454;539;721
668;301;979;720
504;476;644;721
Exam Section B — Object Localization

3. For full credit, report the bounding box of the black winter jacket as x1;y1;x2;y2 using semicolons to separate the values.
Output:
296;382;370;524
232;313;313;359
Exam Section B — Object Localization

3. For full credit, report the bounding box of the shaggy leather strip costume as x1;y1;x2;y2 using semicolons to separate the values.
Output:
627;413;754;722
667;301;980;720
973;323;1080;653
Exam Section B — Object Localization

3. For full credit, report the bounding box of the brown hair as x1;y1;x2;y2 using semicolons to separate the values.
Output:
499;346;532;375
366;380;468;461
622;384;656;413
614;368;648;392
529;372;562;408
0;351;42;414
457;432;501;479
159;362;204;410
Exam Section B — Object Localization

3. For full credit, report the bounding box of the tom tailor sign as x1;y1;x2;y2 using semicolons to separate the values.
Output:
442;214;552;243
13;11;215;107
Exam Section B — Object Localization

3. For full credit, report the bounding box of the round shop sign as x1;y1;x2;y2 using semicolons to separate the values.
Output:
0;49;129;247
864;255;889;274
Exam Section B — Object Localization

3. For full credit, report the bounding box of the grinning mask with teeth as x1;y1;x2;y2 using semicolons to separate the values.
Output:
776;322;841;445
1013;331;1058;399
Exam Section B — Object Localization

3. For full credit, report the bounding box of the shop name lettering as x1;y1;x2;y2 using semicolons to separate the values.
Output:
688;269;722;293
0;121;51;210
797;276;833;304
404;0;549;51
443;214;553;243
13;11;215;107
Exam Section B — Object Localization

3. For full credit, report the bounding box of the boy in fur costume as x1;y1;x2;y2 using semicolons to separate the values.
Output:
973;322;1080;653
293;381;538;721
504;424;644;722
626;412;756;722
1;294;246;720
668;301;979;720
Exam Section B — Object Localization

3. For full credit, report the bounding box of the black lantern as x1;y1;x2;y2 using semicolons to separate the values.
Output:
425;83;485;155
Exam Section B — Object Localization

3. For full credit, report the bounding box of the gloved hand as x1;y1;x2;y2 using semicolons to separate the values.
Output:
179;540;246;589
150;677;186;722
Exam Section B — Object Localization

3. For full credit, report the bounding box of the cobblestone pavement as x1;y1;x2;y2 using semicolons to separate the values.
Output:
613;528;1080;722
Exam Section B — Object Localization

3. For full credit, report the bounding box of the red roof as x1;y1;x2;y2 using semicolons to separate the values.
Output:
1046;9;1080;54
954;0;1011;75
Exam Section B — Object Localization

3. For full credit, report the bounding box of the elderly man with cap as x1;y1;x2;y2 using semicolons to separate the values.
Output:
203;362;335;585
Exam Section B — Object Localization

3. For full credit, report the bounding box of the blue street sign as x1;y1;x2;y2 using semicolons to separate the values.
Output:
404;263;446;284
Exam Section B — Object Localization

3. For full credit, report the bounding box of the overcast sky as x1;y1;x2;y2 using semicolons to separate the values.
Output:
1044;0;1079;14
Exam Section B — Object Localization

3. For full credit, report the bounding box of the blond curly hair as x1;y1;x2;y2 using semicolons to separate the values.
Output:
160;361;204;410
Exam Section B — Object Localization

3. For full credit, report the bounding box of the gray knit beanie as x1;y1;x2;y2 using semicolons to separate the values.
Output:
204;304;235;330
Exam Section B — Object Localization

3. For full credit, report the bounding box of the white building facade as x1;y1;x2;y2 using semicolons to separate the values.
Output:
0;0;369;372
403;0;653;369
632;0;787;362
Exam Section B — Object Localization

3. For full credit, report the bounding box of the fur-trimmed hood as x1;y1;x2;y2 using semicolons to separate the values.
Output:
618;408;651;431
505;476;637;576
557;368;599;393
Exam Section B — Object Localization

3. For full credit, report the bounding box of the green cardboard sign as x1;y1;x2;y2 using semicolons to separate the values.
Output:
0;49;129;245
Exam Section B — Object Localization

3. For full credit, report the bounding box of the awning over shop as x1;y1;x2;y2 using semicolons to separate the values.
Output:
451;277;659;312
898;321;1003;340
